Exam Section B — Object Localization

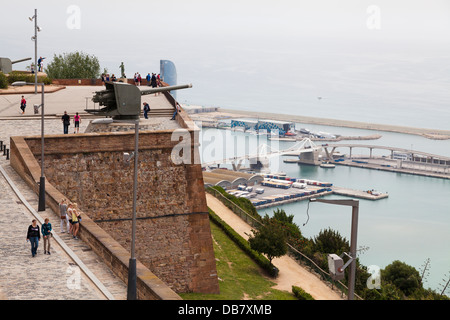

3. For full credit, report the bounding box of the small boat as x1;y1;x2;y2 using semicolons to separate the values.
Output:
320;161;335;168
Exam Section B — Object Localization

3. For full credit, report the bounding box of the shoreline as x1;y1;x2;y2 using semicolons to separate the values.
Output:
213;108;450;140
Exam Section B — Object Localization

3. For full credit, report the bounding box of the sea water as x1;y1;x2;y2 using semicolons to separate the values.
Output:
199;126;450;292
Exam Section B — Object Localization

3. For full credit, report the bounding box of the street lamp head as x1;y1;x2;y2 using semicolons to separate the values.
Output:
29;16;34;21
37;26;42;32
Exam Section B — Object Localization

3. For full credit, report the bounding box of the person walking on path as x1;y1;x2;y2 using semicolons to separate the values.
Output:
59;198;70;233
20;96;26;114
26;219;40;257
70;203;80;240
61;111;70;134
73;112;81;133
42;218;52;255
143;102;150;119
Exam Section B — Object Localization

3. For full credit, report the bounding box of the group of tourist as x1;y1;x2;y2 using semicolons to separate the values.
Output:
101;74;118;82
26;218;51;257
61;111;81;134
135;72;162;89
25;199;82;257
58;198;81;239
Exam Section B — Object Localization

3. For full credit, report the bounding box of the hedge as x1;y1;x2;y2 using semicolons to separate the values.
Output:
292;286;315;300
0;72;8;89
7;71;52;86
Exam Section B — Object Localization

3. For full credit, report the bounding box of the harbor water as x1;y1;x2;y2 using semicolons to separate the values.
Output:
199;125;450;292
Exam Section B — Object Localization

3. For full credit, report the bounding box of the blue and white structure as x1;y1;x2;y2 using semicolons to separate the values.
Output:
160;60;177;99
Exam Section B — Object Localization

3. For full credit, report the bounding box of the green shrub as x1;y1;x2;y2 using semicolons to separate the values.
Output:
292;286;315;300
0;72;8;89
7;71;52;86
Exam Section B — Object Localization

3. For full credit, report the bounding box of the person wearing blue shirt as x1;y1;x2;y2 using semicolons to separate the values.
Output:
42;218;52;255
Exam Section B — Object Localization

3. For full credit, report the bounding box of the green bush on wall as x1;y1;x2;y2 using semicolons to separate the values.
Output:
0;72;8;89
292;286;315;300
7;71;52;86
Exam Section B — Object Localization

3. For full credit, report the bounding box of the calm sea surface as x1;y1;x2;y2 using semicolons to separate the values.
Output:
199;125;450;292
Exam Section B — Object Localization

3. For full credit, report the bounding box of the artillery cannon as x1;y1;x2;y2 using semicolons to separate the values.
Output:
87;81;192;120
0;57;32;74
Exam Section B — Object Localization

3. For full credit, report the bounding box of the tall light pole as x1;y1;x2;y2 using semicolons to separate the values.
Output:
127;119;139;300
29;9;40;94
104;118;138;300
310;198;359;300
12;81;45;211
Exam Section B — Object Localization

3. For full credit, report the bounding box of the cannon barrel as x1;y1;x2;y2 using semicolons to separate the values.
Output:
87;81;193;120
140;83;192;96
11;57;32;64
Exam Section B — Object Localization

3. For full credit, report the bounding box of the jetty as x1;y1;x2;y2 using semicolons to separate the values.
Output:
331;186;388;200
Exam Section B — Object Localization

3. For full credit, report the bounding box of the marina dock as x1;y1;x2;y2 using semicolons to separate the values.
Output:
213;172;388;210
331;186;388;200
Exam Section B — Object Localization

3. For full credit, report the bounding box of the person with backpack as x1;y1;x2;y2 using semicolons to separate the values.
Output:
61;111;70;134
143;102;150;119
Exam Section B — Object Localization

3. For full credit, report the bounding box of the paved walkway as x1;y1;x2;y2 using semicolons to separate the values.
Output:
0;115;129;300
205;193;343;300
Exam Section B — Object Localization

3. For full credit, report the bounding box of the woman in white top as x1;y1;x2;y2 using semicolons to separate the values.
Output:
59;198;70;233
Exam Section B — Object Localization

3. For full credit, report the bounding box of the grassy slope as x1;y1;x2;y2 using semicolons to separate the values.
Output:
180;221;296;300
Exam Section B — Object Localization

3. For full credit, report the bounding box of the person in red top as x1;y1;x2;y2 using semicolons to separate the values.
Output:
73;112;81;133
20;96;26;114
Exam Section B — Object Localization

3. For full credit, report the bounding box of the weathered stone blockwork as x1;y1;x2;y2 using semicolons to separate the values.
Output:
12;126;219;294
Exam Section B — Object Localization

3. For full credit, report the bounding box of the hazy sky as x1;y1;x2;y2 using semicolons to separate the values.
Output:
2;1;450;126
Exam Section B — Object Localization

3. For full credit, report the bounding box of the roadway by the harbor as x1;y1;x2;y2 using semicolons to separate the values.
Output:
216;108;450;139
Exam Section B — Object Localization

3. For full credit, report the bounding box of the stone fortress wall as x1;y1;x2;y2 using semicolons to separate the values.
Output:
9;103;220;297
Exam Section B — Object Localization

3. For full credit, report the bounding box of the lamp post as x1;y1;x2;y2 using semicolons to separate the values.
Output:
12;81;45;211
310;198;359;300
104;118;138;300
29;9;40;95
128;119;139;300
